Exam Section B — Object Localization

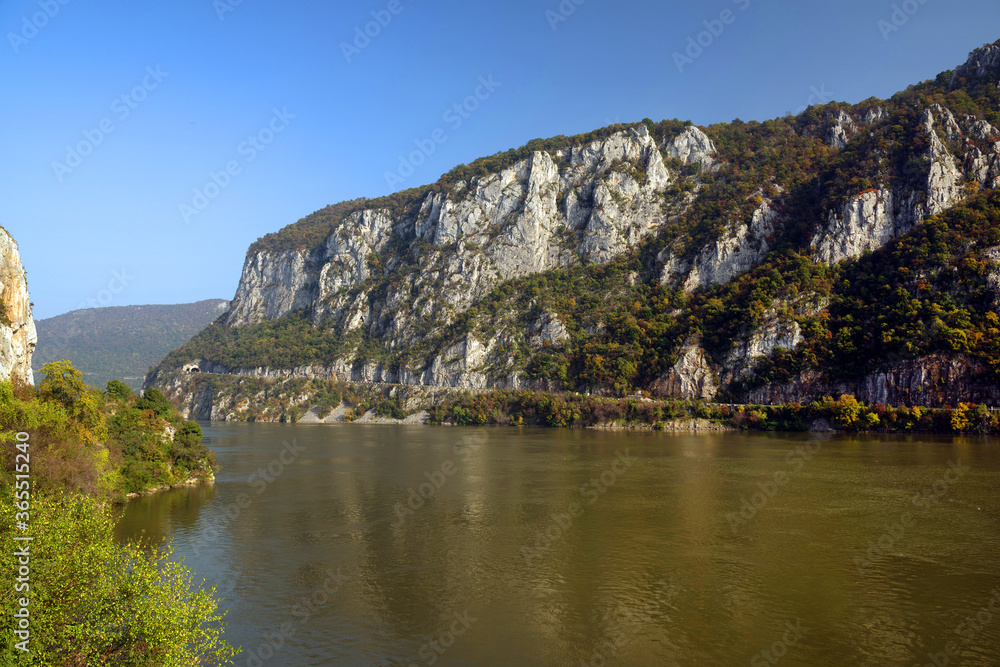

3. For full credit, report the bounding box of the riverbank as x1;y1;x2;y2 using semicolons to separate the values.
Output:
158;372;1000;434
124;473;215;500
425;390;1000;434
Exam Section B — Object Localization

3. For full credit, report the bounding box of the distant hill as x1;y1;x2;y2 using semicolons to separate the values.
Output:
33;300;229;391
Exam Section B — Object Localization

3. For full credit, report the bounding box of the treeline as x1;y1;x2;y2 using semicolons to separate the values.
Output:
428;390;1000;434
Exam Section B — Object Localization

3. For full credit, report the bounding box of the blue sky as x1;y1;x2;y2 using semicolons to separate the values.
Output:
2;0;998;319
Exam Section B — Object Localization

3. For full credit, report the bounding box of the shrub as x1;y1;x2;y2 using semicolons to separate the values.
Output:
0;494;237;665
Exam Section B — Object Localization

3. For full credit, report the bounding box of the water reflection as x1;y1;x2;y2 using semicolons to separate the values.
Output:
115;424;1000;666
113;480;215;549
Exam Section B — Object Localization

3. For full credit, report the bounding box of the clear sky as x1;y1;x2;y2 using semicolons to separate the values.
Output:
2;0;998;319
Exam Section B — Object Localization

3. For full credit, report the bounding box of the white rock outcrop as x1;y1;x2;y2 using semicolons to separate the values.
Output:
810;102;990;265
986;246;1000;312
652;337;718;400
665;126;717;169
661;196;780;291
828;111;858;149
723;313;804;384
950;43;1000;89
811;189;906;264
0;228;36;385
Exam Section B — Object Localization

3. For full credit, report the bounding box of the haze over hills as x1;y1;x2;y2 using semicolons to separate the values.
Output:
35;300;229;392
149;41;1000;419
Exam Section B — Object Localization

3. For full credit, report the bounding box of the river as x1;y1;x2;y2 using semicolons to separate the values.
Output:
115;423;1000;666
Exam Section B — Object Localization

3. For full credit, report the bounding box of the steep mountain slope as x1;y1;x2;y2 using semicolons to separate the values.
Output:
0;227;36;384
35;300;228;391
149;41;1000;411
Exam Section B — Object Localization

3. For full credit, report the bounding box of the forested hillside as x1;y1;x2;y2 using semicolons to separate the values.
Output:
35;299;228;392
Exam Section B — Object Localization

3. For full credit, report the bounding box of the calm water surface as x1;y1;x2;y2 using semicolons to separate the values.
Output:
115;424;1000;666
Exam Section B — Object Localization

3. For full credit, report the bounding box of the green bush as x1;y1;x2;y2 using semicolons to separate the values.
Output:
0;494;237;665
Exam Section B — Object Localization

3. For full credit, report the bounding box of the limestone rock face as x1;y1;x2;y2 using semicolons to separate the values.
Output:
723;315;803;385
528;311;570;348
986;246;1000;313
207;127;689;389
748;353;1000;408
0;228;36;385
828;110;858;149
923;105;964;216
811;103;1000;265
227;127;675;333
664;126;717;169
950;43;1000;89
811;189;908;264
862;107;889;124
225;250;315;327
652;338;718;400
680;197;780;292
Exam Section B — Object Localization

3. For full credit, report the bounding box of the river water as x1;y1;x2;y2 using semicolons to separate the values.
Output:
115;423;1000;666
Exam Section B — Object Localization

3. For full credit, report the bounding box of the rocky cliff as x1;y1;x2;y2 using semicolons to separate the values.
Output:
225;124;683;330
747;352;1000;408
149;41;1000;412
0;227;36;385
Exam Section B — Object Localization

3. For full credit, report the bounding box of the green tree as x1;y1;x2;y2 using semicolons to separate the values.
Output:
38;361;106;445
105;379;134;401
38;360;88;407
832;395;863;430
135;388;173;419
